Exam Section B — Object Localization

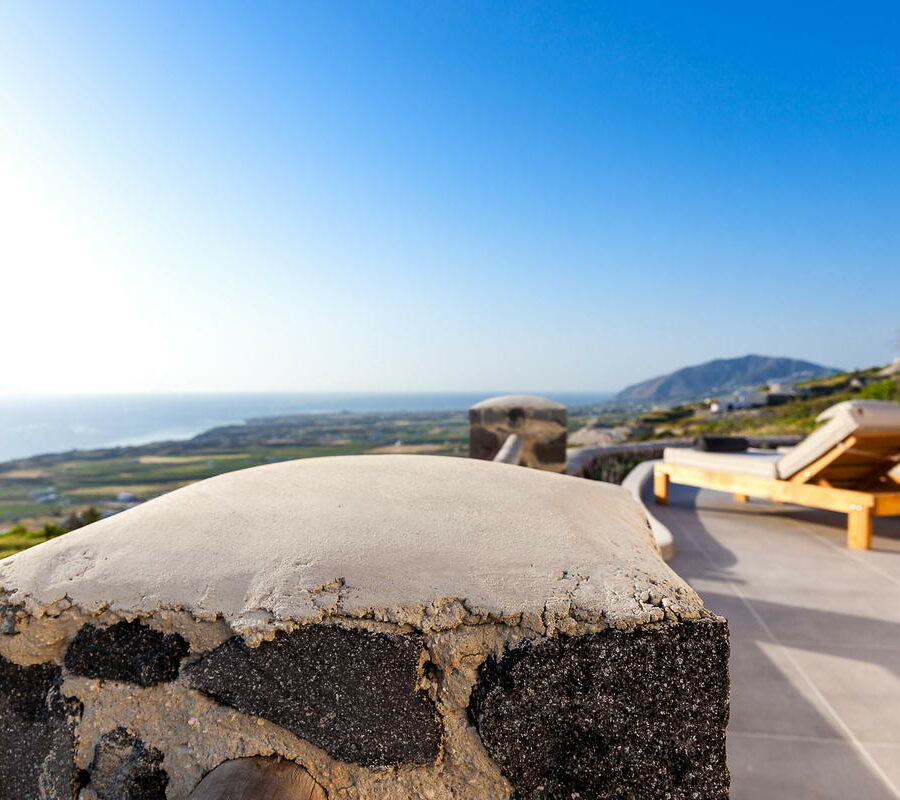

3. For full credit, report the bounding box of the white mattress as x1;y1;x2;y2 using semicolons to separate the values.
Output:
662;401;900;482
662;447;780;478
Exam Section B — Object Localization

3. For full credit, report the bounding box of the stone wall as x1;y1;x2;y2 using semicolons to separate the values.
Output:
567;436;804;484
0;455;729;799
469;395;567;472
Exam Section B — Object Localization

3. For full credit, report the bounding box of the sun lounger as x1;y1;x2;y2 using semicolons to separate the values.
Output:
654;400;900;549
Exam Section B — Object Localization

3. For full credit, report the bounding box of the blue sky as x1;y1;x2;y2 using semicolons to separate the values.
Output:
1;2;898;393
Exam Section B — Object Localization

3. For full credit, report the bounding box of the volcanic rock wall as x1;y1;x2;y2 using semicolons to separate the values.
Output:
0;455;729;799
469;395;567;472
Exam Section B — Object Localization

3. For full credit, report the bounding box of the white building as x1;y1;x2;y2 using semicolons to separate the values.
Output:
710;390;767;413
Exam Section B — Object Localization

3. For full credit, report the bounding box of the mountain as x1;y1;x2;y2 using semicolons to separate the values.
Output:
614;354;837;406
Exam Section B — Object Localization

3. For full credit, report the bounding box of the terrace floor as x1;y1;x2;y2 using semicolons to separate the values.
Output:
650;482;900;800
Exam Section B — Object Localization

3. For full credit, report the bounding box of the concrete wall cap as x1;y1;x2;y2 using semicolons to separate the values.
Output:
470;394;566;411
0;455;706;636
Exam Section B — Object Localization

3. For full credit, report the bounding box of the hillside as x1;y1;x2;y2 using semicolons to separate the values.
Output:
622;365;898;442
615;354;836;405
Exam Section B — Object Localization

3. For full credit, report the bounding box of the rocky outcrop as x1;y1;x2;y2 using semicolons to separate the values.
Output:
471;622;729;799
86;727;168;799
0;655;81;799
185;626;441;768
66;621;188;687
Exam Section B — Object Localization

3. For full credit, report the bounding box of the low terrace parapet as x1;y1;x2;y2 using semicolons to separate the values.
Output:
567;435;804;481
0;454;729;799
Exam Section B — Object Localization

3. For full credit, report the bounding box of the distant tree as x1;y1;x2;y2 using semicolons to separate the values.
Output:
80;506;101;526
63;506;102;531
42;524;65;538
860;379;899;402
61;513;81;531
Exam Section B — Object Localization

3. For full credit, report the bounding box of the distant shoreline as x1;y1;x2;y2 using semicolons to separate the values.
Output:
0;403;596;537
0;392;611;464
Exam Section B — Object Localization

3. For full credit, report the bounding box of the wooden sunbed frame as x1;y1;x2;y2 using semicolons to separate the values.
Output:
653;433;900;549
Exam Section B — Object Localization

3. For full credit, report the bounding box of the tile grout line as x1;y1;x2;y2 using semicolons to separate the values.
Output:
692;504;900;603
667;510;900;799
736;640;900;653
730;730;900;747
693;497;900;588
783;516;900;589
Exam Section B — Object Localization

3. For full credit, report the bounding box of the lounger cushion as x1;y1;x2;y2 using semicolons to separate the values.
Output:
662;447;780;478
694;436;749;453
776;400;900;479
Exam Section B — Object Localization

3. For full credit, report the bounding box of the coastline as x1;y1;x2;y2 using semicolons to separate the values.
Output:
0;392;610;464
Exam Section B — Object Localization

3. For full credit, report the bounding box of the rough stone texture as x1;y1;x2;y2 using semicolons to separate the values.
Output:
0;602;21;633
532;433;567;464
86;727;168;799
0;654;80;799
0;455;728;798
65;620;189;686
64;655;508;799
470;620;730;800
469;396;567;471
186;625;442;768
468;425;501;461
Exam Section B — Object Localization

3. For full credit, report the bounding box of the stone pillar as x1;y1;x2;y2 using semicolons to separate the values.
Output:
469;394;567;472
0;455;729;799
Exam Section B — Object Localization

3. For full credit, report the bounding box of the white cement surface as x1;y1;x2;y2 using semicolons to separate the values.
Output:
0;455;705;636
469;395;565;411
622;460;675;562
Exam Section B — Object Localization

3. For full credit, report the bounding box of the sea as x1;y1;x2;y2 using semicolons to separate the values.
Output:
0;392;611;463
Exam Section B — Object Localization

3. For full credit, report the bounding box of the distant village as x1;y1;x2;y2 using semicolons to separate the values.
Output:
28;486;142;514
570;358;900;448
708;360;898;413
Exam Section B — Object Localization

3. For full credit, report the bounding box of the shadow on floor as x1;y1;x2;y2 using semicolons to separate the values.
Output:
648;483;900;798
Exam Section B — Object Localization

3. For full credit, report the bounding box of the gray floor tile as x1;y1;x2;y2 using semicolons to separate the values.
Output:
729;733;899;799
727;638;841;740
785;646;900;744
664;476;900;798
742;592;900;650
864;744;900;790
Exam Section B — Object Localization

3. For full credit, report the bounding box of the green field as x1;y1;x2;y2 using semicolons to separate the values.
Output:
0;410;473;552
0;405;597;556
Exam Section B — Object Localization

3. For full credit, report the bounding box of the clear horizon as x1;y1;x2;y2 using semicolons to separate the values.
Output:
3;2;899;393
0;389;616;463
0;389;616;398
0;350;872;398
